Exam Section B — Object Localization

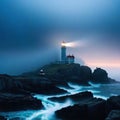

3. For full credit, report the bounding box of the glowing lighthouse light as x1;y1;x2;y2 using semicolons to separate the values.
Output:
61;41;67;47
61;41;75;47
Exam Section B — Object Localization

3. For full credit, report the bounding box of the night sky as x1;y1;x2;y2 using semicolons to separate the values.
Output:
0;0;120;79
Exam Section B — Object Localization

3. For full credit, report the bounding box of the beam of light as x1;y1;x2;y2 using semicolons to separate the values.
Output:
61;40;88;48
61;42;75;47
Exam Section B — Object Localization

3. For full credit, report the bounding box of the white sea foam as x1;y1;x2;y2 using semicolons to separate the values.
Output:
0;83;120;119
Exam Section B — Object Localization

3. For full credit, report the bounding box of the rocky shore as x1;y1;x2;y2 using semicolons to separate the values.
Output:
49;91;93;102
0;63;117;95
0;93;43;112
0;63;119;119
55;92;120;120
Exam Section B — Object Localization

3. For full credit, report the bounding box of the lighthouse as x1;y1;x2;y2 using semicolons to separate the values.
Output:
61;41;67;63
60;41;75;64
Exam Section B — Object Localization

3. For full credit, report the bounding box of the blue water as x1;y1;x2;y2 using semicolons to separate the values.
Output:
0;83;120;120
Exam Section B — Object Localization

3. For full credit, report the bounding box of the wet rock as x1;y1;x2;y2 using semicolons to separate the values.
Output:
15;76;67;95
49;91;93;102
0;74;32;95
87;98;106;120
105;110;120;120
56;104;88;120
78;66;92;83
0;64;117;96
56;97;106;120
0;93;43;111
0;116;7;120
24;81;67;95
28;63;92;86
92;68;110;83
0;74;24;94
106;95;120;114
0;74;67;95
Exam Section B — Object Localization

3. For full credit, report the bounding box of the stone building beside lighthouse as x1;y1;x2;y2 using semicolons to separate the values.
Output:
61;41;75;64
67;55;75;64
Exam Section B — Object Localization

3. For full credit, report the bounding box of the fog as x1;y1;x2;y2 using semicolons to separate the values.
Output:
0;0;120;79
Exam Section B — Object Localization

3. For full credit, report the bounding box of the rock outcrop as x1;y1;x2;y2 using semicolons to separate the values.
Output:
0;74;24;94
0;116;7;120
92;68;108;83
106;95;120;114
15;76;67;95
0;64;117;96
0;74;67;95
49;91;93;102
87;98;106;120
55;94;120;120
0;93;43;111
0;64;119;119
42;64;92;85
56;97;106;120
56;104;88;120
92;68;116;83
105;110;120;120
37;63;115;85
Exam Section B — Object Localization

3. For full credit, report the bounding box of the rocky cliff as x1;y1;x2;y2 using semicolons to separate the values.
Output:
0;63;118;113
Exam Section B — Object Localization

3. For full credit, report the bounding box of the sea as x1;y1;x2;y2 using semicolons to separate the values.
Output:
0;82;120;120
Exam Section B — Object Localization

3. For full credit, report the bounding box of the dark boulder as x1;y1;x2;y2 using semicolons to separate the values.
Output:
106;95;120;114
26;83;67;95
0;93;43;111
79;66;92;82
15;76;67;95
49;91;93;102
57;65;92;85
56;97;106;120
56;104;88;120
0;74;30;95
92;68;109;83
0;75;67;95
0;74;23;92
38;64;92;85
105;110;120;120
21;79;67;95
87;98;106;120
67;65;92;85
0;116;7;120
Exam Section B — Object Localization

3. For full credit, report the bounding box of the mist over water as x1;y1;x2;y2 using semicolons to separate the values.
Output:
104;67;120;81
0;0;120;77
0;47;59;75
0;1;120;119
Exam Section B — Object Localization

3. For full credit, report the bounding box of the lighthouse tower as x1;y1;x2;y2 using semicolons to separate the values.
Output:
61;41;66;63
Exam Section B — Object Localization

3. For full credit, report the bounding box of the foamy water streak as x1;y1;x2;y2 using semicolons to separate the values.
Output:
27;95;72;120
0;82;120;119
